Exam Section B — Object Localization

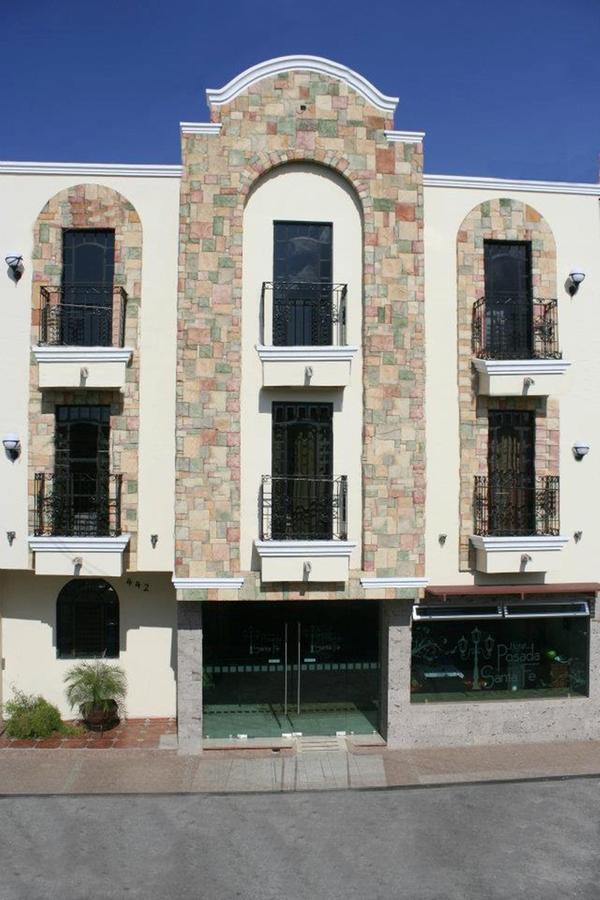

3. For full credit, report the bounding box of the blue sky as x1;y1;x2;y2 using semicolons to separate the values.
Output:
2;0;598;181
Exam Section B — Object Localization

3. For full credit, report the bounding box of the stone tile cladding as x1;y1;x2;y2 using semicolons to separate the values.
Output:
30;184;142;566
457;198;559;569
176;70;425;597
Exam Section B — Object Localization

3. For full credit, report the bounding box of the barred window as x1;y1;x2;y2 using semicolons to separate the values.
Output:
56;579;119;658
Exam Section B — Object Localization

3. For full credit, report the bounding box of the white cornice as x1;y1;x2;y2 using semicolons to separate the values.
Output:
424;173;600;196
0;161;182;178
180;122;223;136
29;535;131;552
255;540;356;558
473;358;572;377
256;345;358;363
384;130;425;144
470;535;569;552
361;577;429;590
206;56;399;114
32;346;133;364
172;577;244;589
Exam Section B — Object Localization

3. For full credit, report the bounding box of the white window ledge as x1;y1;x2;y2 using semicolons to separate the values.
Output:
172;577;244;589
256;345;358;363
473;359;571;377
32;346;133;364
29;535;131;553
360;577;429;590
255;540;356;557
470;536;569;552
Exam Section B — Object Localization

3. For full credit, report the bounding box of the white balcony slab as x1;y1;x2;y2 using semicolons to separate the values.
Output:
470;534;569;574
32;346;133;390
473;358;571;397
255;540;356;583
29;535;131;577
257;345;358;387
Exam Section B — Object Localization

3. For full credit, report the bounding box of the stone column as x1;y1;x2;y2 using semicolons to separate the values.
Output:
381;599;413;747
176;600;203;753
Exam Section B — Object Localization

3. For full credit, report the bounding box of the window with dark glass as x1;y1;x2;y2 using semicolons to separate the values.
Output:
272;221;333;345
483;240;532;358
57;578;119;658
411;608;589;703
54;406;111;536
488;410;535;536
271;402;334;540
61;229;115;346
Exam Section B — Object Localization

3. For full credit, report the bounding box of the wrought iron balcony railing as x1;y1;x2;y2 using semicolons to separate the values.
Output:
260;282;347;346
472;297;561;360
39;285;128;347
260;475;348;541
474;474;560;537
33;472;123;537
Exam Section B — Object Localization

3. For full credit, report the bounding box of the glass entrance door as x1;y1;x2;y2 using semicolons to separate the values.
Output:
203;602;380;739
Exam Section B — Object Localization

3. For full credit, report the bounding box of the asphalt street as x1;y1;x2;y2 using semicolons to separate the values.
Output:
1;777;599;899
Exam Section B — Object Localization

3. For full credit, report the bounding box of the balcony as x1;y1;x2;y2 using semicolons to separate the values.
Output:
32;286;133;390
254;475;355;583
472;297;570;396
470;474;568;574
29;472;129;576
256;282;358;388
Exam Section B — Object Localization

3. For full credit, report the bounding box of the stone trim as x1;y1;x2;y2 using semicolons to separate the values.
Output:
29;535;131;552
256;345;358;363
206;55;399;113
456;198;559;570
176;68;425;583
32;346;133;364
29;183;142;568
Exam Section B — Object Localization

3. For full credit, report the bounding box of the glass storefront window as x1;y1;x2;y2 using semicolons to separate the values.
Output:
411;614;589;703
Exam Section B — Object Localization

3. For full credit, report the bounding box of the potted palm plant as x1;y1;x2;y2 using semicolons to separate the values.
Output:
64;661;127;732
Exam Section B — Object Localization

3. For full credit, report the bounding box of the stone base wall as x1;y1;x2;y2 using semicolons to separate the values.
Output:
176;600;203;753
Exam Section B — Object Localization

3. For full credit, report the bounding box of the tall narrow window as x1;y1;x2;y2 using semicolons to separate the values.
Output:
57;578;119;658
271;402;334;539
488;410;535;535
62;229;115;346
54;406;111;536
484;241;532;358
273;222;333;345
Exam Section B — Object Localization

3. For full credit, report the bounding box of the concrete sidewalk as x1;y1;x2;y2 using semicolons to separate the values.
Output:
2;738;600;794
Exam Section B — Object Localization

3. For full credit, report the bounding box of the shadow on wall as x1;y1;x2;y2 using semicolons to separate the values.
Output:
0;571;177;674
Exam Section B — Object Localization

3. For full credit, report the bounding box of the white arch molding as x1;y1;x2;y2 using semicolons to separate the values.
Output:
206;55;399;115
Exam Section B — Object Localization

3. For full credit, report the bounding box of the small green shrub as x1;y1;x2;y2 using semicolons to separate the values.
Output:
4;691;77;739
64;661;127;717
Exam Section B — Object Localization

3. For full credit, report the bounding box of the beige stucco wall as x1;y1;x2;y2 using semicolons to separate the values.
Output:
0;172;179;573
0;571;176;717
240;163;363;570
424;185;600;587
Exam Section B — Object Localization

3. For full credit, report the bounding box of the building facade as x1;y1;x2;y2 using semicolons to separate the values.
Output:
0;56;599;751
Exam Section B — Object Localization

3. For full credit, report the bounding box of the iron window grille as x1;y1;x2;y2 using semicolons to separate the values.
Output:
472;297;561;360
39;285;128;348
473;474;560;537
56;578;119;658
260;474;348;541
261;282;347;346
33;472;122;537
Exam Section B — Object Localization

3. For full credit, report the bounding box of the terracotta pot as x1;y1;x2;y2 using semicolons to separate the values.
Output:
82;699;119;732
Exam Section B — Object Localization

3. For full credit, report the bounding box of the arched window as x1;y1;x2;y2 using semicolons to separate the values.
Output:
56;579;119;658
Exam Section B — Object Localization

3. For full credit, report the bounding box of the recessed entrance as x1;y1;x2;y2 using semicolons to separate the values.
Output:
202;602;380;739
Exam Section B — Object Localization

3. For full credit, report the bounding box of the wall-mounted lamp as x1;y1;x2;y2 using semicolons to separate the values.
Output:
6;531;15;546
2;433;21;461
438;533;447;546
573;441;590;461
303;560;312;580
568;268;586;296
4;253;24;282
574;530;583;543
150;534;158;548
